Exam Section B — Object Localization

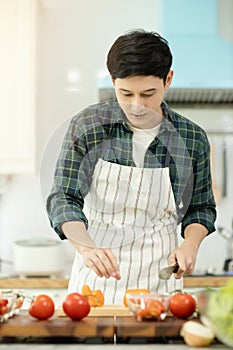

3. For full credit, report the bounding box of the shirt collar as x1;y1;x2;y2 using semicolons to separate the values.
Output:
160;101;176;133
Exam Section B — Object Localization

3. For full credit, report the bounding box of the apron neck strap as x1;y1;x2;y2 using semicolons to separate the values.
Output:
165;132;173;167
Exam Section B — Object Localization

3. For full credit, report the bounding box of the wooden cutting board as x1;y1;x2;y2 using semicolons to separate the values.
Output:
115;316;190;338
0;312;115;338
0;311;192;339
57;304;131;317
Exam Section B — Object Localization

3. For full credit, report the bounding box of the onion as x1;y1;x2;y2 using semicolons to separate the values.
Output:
180;320;215;347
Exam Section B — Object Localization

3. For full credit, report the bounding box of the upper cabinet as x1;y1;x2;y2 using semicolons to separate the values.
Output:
97;0;233;104
0;0;36;174
161;0;233;89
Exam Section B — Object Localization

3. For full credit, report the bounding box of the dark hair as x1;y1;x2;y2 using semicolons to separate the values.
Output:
107;29;172;83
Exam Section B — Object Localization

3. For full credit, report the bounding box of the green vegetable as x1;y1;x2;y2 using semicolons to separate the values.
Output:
208;279;233;347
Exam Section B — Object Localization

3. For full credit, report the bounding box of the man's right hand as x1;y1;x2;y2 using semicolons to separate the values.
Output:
81;246;121;279
62;220;121;279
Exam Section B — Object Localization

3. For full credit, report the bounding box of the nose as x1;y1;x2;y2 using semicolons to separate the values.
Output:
130;95;146;113
132;95;144;107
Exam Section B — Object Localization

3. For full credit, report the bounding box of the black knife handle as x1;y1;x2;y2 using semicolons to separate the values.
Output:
173;264;179;273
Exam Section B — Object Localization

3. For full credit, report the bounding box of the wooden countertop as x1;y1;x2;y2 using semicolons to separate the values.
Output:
0;275;232;289
184;275;233;288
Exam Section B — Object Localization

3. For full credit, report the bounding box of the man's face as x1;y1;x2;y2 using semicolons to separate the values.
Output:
113;72;173;129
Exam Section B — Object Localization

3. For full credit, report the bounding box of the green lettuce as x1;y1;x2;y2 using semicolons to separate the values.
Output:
208;279;233;347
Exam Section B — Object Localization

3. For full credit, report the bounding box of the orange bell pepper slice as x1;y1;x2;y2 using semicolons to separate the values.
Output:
81;285;105;307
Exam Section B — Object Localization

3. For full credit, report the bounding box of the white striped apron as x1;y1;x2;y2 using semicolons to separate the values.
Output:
68;158;183;304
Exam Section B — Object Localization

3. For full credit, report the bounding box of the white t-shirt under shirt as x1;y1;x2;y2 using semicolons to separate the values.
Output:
129;124;161;167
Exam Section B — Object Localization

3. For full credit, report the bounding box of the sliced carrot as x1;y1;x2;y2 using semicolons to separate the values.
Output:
16;298;24;309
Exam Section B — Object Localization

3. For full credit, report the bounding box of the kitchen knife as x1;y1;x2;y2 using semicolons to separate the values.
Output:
158;263;179;280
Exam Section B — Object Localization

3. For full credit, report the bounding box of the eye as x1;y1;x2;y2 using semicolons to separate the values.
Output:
122;93;133;97
141;93;155;98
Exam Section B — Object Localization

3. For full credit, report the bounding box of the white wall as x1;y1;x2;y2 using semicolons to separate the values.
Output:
0;0;232;277
0;0;162;275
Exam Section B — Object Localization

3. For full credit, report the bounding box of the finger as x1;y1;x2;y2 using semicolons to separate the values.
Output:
173;263;185;278
86;262;103;277
91;255;112;278
103;249;121;278
185;265;194;275
96;250;121;278
85;257;105;278
83;248;112;278
168;253;178;267
84;248;121;279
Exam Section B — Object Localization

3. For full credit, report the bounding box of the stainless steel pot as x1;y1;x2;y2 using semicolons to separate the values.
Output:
13;238;63;277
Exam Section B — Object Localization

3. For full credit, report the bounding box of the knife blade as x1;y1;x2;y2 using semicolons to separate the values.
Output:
158;263;179;280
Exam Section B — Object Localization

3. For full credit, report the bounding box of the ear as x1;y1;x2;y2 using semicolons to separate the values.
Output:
165;70;173;90
110;75;116;86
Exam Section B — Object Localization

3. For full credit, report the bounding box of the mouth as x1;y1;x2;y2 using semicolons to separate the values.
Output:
131;113;146;119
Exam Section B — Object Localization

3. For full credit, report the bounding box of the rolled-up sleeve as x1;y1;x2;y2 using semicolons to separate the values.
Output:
181;135;216;237
46;116;95;239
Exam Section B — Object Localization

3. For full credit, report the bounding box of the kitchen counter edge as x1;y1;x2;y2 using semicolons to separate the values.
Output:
0;275;232;289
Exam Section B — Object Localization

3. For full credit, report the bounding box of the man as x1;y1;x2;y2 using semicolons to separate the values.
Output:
47;30;216;303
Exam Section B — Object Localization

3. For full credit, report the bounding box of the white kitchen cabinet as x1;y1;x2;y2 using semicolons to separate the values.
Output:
0;0;36;174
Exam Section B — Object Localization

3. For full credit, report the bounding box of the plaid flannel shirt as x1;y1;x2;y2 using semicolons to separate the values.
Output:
47;100;216;239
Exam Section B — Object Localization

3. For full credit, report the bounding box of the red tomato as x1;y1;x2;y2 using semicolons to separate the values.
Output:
28;294;55;320
169;293;196;319
0;299;8;307
62;293;90;320
0;299;9;315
